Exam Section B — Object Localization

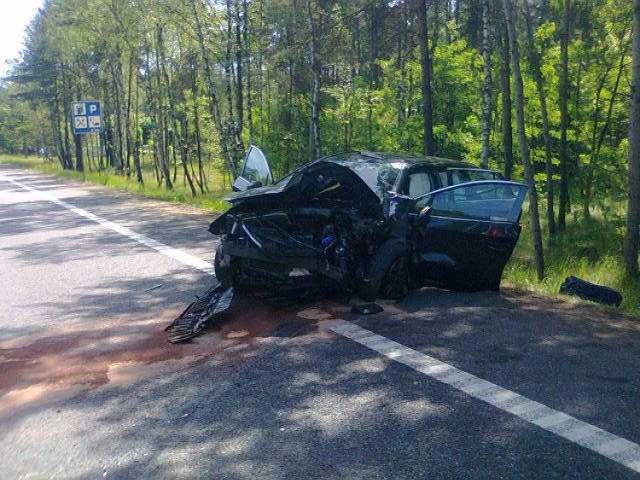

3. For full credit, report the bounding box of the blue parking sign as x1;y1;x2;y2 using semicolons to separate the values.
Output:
72;101;102;135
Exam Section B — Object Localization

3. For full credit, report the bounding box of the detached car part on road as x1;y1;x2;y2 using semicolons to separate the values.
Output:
167;147;527;343
211;147;527;300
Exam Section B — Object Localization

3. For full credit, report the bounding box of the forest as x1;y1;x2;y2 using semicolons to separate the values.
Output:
1;0;639;307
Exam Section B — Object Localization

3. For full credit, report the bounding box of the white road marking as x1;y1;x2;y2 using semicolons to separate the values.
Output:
327;319;640;474
5;169;640;472
0;172;215;275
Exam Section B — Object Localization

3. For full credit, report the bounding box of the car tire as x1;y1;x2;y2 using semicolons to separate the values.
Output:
487;275;501;292
214;244;235;288
360;240;411;301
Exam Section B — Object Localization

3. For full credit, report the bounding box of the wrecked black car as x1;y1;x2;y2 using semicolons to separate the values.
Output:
209;146;528;300
168;147;528;342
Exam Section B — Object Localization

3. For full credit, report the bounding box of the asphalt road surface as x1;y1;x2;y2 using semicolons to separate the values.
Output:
2;164;640;479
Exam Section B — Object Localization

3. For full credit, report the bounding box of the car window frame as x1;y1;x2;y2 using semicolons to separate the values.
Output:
398;165;443;197
413;180;528;224
239;145;274;186
446;167;503;186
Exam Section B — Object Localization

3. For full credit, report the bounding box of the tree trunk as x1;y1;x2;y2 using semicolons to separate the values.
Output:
502;0;545;281
157;25;194;195
154;26;173;189
558;0;571;231
60;68;73;170
523;0;555;234
234;0;245;154
370;0;385;87
125;55;134;177
480;0;492;168
111;64;124;173
243;0;254;144
51;85;68;169
500;23;514;180
74;133;84;172
394;0;408;148
306;0;321;161
133;69;143;185
624;0;640;277
73;85;84;172
190;55;206;192
225;0;237;161
191;0;237;176
417;0;436;155
585;45;626;220
258;0;265;145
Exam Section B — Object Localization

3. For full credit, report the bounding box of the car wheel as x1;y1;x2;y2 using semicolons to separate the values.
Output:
487;275;501;292
214;245;235;288
379;255;411;299
360;240;411;301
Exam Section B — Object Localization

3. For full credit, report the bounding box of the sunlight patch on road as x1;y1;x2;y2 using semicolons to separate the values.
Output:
0;171;215;275
328;319;640;474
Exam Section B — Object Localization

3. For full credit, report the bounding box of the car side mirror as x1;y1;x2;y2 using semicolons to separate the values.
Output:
419;205;432;222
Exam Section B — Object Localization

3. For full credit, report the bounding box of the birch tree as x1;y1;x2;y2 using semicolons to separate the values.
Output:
625;0;640;277
502;0;545;280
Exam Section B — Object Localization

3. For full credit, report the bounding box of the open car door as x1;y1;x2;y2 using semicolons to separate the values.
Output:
233;145;274;192
412;180;528;291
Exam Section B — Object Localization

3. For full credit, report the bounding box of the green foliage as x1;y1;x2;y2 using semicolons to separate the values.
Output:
504;205;640;317
0;0;638;304
0;154;229;212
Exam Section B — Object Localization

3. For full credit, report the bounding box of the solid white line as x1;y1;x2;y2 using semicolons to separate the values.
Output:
5;170;639;472
327;319;640;474
0;172;215;276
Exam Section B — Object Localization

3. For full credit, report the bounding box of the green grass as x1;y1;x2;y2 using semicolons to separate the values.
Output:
3;154;639;317
504;206;640;317
1;154;231;212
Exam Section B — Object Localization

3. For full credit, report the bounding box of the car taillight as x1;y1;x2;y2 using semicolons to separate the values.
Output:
486;226;505;238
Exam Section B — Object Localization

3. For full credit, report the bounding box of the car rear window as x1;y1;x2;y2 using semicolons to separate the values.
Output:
448;168;501;185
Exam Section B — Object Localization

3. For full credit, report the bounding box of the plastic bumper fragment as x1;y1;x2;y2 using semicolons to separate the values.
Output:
165;285;235;343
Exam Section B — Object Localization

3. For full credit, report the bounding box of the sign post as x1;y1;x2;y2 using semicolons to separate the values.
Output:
71;100;102;175
72;100;102;135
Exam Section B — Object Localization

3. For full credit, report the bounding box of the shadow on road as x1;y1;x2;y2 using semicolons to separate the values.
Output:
2;167;640;478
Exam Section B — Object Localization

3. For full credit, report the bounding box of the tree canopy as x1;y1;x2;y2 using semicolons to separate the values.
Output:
0;0;638;275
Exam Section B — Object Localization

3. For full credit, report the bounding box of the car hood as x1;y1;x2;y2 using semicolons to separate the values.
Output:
210;160;383;234
225;160;381;208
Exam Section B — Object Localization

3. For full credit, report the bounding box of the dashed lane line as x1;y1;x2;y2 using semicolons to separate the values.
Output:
0;171;215;275
327;319;640;474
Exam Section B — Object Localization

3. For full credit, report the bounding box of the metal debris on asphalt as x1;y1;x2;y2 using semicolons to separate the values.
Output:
165;285;236;343
143;284;164;292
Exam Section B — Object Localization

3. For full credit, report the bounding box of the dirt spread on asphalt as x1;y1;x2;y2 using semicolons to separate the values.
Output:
3;286;640;421
0;295;320;419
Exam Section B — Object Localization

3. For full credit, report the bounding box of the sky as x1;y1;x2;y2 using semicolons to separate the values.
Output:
0;1;44;77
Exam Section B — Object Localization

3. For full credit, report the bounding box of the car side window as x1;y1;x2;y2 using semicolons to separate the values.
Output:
417;183;527;223
449;168;498;185
405;170;436;198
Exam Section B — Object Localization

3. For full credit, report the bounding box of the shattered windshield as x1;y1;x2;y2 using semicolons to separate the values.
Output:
344;161;403;200
275;159;402;201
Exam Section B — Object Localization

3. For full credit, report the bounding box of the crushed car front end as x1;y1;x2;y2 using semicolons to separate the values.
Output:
209;158;391;294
